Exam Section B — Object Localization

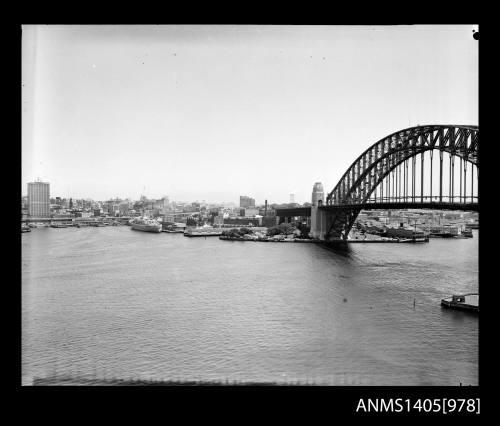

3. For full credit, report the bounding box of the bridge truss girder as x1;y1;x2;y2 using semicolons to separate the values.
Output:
323;125;479;241
326;125;479;207
324;207;362;241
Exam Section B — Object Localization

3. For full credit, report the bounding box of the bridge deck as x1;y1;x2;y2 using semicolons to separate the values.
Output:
276;202;478;217
321;202;479;212
274;207;312;217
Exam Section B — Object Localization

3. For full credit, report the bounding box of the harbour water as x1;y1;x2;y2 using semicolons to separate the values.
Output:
22;227;478;385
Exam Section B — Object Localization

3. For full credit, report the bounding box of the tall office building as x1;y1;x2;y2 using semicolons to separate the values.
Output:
239;195;255;208
27;180;50;217
289;194;295;204
311;182;324;206
162;196;170;212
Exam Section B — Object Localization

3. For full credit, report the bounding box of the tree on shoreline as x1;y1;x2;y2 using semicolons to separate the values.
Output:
267;223;296;237
221;227;254;238
296;223;311;239
186;217;197;226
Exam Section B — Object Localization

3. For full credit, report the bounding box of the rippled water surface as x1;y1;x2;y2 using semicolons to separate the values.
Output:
22;227;478;385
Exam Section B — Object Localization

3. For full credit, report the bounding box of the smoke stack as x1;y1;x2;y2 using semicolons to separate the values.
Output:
264;199;267;216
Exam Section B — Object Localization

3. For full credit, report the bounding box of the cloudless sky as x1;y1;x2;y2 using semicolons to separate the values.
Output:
22;25;478;204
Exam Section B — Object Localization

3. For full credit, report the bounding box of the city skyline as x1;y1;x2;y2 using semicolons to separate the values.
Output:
22;25;478;203
21;184;300;207
21;179;285;206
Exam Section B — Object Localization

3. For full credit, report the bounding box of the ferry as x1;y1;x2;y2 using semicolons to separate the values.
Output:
50;223;69;228
89;222;106;227
441;294;479;313
162;222;186;233
130;217;162;233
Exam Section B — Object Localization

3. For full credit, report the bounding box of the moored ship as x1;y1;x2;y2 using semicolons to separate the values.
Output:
465;222;479;230
130;217;162;233
184;224;223;237
385;224;428;242
50;223;69;228
460;227;473;238
428;225;459;238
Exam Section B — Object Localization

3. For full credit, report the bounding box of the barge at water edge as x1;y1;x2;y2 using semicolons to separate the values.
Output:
441;294;479;313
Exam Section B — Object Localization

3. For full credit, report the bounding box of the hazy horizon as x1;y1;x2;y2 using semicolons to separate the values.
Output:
22;25;478;204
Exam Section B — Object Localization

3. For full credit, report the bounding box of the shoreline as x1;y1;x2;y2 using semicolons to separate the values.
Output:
218;236;428;244
32;375;317;386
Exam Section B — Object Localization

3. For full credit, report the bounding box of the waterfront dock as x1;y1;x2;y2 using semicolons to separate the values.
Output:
218;236;427;244
347;238;428;243
184;232;222;237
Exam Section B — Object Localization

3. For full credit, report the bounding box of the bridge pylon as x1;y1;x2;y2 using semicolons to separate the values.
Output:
309;204;325;239
310;185;355;241
310;203;360;241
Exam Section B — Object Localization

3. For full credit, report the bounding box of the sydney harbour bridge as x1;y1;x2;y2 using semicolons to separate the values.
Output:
276;125;479;242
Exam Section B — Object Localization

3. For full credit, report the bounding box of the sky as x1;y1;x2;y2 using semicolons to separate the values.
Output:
22;25;478;204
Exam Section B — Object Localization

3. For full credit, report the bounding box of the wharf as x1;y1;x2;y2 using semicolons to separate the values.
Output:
184;233;222;237
260;239;316;243
347;238;428;243
219;236;315;242
218;236;427;243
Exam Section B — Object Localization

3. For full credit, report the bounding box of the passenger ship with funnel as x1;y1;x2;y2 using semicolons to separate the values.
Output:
130;217;162;233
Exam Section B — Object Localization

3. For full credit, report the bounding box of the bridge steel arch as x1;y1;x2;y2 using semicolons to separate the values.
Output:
321;125;479;241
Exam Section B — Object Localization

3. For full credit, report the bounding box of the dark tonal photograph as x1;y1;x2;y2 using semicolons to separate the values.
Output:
21;25;478;386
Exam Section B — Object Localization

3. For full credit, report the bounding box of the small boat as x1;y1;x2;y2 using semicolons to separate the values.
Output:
21;224;31;233
460;228;473;238
441;294;478;313
162;222;186;233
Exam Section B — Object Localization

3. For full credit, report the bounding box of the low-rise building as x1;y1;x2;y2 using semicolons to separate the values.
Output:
244;208;260;217
261;216;278;227
224;217;260;227
74;211;93;218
